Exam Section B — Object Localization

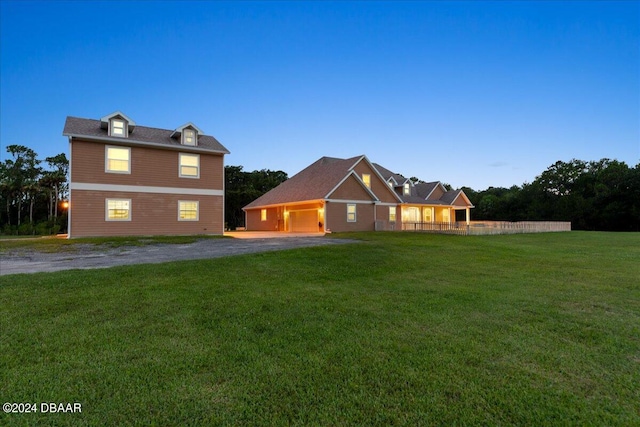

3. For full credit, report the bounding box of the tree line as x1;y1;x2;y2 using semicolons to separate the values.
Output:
2;145;637;235
0;145;69;235
462;159;640;231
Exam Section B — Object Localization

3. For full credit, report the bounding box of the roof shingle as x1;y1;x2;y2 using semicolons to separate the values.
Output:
63;116;230;154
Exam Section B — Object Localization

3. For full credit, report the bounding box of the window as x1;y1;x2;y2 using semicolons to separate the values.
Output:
389;206;396;222
105;146;131;173
261;209;267;221
183;129;196;146
388;181;393;187
442;209;450;223
347;204;356;222
110;119;126;137
178;201;199;221
106;199;131;221
179;153;199;178
403;183;410;195
424;208;433;223
362;174;371;189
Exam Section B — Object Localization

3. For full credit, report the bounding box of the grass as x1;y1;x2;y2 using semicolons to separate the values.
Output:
1;232;639;425
0;234;225;253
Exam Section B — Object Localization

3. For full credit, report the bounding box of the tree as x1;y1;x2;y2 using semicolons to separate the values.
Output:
224;166;287;229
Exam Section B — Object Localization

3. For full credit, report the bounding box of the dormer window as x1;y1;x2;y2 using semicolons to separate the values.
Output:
101;112;135;137
183;129;196;146
403;183;410;195
111;119;126;137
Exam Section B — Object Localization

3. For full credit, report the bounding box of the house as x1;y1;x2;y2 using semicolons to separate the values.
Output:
242;155;473;233
63;111;230;238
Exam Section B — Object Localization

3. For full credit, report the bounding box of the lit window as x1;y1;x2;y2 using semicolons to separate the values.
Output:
106;199;131;221
388;181;393;187
178;201;199;221
179;153;199;178
403;183;410;195
442;209;450;223
424;208;432;223
389;206;396;222
362;174;371;189
261;209;267;221
183;129;196;146
347;204;356;222
111;119;126;137
105;146;131;173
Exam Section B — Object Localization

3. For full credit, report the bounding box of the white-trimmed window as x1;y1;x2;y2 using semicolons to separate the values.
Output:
261;209;267;221
403;183;410;195
362;174;371;189
105;146;131;173
389;206;396;222
106;199;131;221
442;209;451;223
110;119;126;137
347;204;356;222
179;153;200;178
183;129;197;146
424;208;433;223
178;201;199;221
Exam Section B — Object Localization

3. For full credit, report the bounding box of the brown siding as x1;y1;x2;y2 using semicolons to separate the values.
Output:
353;161;399;203
428;186;445;200
328;175;374;201
245;207;281;231
69;190;223;237
325;201;375;232
71;139;223;190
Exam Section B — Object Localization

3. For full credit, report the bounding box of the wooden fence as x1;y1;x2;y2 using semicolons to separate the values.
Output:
375;220;571;235
466;221;571;235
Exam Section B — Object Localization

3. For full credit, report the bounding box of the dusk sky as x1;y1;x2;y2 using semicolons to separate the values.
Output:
1;1;638;190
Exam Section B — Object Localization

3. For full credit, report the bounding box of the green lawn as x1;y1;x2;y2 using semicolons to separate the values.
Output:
1;232;638;426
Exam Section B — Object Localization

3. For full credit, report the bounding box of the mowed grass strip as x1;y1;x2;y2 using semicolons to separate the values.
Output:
1;232;638;425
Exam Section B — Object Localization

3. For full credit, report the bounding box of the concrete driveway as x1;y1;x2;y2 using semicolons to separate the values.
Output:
0;235;354;276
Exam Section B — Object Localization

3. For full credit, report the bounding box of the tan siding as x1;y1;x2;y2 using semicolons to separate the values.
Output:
353;161;398;203
69;190;223;237
71;139;223;190
325;201;375;232
328;175;374;201
428;186;445;200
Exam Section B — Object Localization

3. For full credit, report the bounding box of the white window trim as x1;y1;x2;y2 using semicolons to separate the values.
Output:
179;153;200;179
347;203;356;222
105;198;131;221
403;183;410;195
105;146;131;174
178;200;199;221
182;129;197;146
110;118;127;138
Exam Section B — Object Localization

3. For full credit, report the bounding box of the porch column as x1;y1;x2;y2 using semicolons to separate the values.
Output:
466;207;470;225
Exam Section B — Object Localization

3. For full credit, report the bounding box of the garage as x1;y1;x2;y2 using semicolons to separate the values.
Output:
289;209;319;232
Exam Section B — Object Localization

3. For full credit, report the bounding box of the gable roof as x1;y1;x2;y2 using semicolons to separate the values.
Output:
244;156;364;209
244;155;473;210
63;116;229;154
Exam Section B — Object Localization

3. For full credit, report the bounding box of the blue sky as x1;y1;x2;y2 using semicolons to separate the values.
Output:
1;1;638;190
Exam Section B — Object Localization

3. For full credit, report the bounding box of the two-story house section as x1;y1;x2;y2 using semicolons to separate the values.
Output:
63;111;230;237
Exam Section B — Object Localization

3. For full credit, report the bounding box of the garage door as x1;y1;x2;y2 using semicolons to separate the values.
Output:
290;210;318;232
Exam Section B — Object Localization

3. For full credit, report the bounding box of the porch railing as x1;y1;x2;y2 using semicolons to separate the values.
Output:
401;221;469;235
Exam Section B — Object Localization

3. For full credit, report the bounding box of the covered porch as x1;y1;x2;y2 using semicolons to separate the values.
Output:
400;205;470;231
